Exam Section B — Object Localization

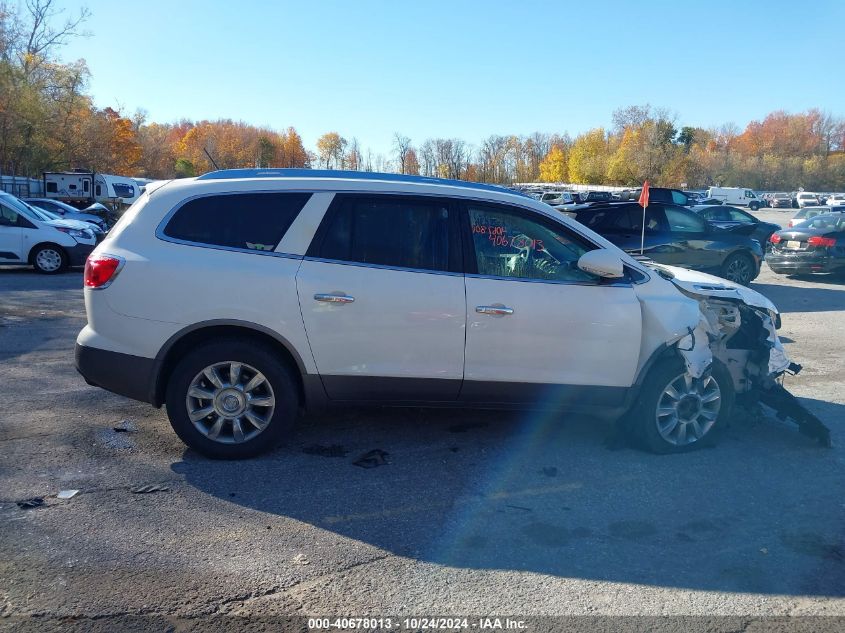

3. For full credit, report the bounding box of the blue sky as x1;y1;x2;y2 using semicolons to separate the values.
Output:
54;0;844;156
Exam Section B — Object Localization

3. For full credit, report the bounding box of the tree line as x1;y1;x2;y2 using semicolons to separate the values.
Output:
2;2;844;190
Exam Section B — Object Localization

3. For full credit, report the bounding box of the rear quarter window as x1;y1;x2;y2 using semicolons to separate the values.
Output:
162;192;311;252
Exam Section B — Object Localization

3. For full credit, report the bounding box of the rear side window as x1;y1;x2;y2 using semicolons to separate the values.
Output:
315;195;451;272
46;182;58;193
665;205;706;233
163;192;311;252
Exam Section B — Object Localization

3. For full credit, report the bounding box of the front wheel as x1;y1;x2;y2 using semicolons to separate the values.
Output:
722;252;755;285
32;245;68;274
629;359;735;454
165;339;299;459
749;202;760;211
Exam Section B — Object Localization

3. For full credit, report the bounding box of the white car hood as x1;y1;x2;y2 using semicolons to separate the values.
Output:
45;218;93;231
651;264;778;313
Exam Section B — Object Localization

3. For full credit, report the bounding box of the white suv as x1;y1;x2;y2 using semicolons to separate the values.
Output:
76;169;799;458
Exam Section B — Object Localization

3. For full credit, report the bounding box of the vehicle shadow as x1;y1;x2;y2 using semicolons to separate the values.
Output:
751;280;845;313
173;399;844;596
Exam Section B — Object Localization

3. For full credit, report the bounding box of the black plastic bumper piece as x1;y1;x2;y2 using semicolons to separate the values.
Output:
758;381;832;447
66;243;96;267
75;343;159;405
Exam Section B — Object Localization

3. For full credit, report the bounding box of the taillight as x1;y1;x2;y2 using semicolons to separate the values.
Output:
770;234;782;244
787;221;793;228
84;254;123;288
808;236;836;247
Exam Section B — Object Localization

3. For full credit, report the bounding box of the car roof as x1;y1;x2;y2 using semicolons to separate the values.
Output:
195;168;524;198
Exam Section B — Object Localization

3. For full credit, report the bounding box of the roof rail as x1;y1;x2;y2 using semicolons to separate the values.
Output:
195;168;525;196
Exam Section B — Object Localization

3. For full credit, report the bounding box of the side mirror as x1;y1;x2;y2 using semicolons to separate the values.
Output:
577;249;625;279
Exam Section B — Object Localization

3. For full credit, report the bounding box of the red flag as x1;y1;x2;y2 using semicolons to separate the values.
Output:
638;180;650;207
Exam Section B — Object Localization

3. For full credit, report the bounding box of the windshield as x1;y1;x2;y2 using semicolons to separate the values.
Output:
25;203;59;221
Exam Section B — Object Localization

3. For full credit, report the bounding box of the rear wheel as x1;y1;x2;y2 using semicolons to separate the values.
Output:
32;244;67;274
165;339;299;459
629;358;734;454
721;252;755;285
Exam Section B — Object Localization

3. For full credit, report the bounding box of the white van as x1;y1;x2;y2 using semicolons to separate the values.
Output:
706;187;762;210
0;191;97;273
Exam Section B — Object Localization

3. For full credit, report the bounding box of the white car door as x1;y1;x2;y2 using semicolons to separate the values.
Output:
0;202;25;263
296;194;466;401
460;202;643;407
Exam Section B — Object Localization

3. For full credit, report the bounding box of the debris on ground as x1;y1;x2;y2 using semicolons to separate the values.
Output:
130;484;170;494
112;420;138;433
16;497;44;509
302;444;349;457
353;449;389;469
506;504;532;512
540;467;558;477
95;427;135;451
57;489;79;500
760;548;769;555
292;553;310;566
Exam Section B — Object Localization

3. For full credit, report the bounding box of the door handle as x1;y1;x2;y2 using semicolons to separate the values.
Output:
476;305;514;316
314;293;355;304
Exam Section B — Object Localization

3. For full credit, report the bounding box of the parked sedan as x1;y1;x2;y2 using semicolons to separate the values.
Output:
767;213;845;275
24;198;109;232
788;206;831;228
571;202;763;284
691;205;781;244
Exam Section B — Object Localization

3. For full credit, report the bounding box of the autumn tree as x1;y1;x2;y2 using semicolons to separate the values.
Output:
568;128;609;184
316;131;346;169
404;148;420;175
538;145;567;182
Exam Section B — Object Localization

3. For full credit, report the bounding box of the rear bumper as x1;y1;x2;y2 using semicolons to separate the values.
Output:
767;251;845;274
75;343;160;405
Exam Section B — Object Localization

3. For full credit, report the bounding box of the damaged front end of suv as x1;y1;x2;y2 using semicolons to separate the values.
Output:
636;263;830;449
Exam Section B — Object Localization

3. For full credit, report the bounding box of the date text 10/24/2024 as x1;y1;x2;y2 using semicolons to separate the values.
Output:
308;617;528;630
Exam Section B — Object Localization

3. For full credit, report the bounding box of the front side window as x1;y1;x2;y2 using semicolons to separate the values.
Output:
46;182;58;193
317;196;451;272
0;204;20;226
664;205;706;233
163;192;311;251
467;204;597;283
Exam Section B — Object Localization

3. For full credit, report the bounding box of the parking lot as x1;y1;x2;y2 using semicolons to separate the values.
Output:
1;208;843;630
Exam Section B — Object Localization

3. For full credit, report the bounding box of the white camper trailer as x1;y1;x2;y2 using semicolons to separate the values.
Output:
43;172;140;207
93;174;140;205
43;172;94;204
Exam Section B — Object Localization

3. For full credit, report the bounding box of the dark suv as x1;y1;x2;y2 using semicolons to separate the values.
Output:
571;202;763;284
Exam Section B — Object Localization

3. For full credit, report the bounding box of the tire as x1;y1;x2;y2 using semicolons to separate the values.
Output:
31;244;68;274
749;202;760;211
628;358;734;454
721;252;756;285
165;339;299;459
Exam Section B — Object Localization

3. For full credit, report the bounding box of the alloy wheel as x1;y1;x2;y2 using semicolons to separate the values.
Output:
655;373;721;446
185;361;275;444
